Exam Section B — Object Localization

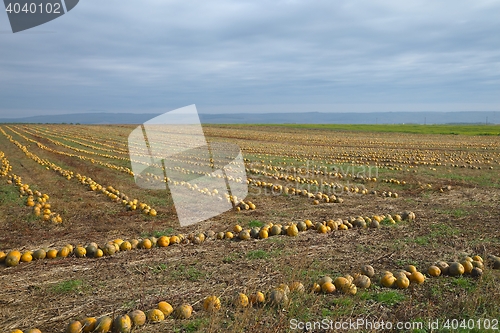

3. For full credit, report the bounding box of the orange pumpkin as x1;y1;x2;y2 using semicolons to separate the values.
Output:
158;301;173;316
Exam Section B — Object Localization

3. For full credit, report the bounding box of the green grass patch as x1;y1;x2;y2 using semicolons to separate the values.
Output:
262;124;500;136
50;279;84;294
246;249;270;260
248;220;264;228
372;290;406;306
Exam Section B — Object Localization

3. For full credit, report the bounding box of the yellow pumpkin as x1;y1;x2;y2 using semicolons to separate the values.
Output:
120;241;132;251
311;283;321;293
26;329;42;333
380;274;396;288
113;314;132;333
234;293;249;307
225;231;234;239
0;251;6;263
66;320;83;333
20;251;33;263
249;291;265;305
94;316;113;333
428;265;441;277
46;249;58;259
128;310;146;327
286;224;299;237
321;282;336;293
81;317;97;333
157;236;170;247
396;276;410;289
289;281;305;292
57;246;71;258
10;330;23;333
5;250;21;267
409;271;425;284
174;304;193;319
203;295;221;312
169;235;180;244
158;301;173;316
259;229;268;239
233;224;243;233
74;247;86;258
146;309;164;322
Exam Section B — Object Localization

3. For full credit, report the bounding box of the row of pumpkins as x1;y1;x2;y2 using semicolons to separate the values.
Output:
0;126;158;218
0;212;415;268
10;255;500;333
0;150;63;224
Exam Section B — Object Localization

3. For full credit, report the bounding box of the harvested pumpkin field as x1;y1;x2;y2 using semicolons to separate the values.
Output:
1;123;499;333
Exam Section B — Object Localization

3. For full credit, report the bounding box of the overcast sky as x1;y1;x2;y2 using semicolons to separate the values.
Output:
1;0;499;117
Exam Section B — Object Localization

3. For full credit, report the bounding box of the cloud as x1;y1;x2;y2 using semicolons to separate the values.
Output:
0;0;499;116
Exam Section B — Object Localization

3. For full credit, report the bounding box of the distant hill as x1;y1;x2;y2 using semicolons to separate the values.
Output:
0;111;498;125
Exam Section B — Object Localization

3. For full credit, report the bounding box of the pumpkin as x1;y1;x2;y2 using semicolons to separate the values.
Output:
333;277;349;290
196;233;206;242
85;245;98;258
435;261;449;275
9;330;23;333
361;265;375;278
238;230;251;240
297;221;307;232
96;249;104;258
20;251;33;263
138;239;152;249
370;220;380;228
471;267;483;278
270;225;282;236
405;265;417;274
156;236;169;247
225;231;234;240
321;282;336;293
81;317;97;332
120;241;132;251
428;265;441;277
234;293;249;307
216;232;225;240
472;260;484;270
286;224;299;237
448;262;465;276
130;239;139;249
311;283;321;293
5;250;21;267
148;236;157;247
380;274;396;288
26;329;42;333
75;247;86;258
58;246;71;258
304;219;313;229
409;271;425;284
250;228;260;239
66;320;83;333
317;224;328;234
174;304;193;319
472;255;483;263
269;288;289;307
344;283;357;295
113;315;132;333
46;249;58;259
233;224;243;233
259;229;268;239
158;301;173;316
289;281;305;292
396;276;410;289
94;316;113;333
461;260;473;274
128;310;146;327
203;295;221;312
170;235;180;244
0;251;6;263
32;249;46;260
146;309;165;322
249;291;265;305
353;275;371;289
